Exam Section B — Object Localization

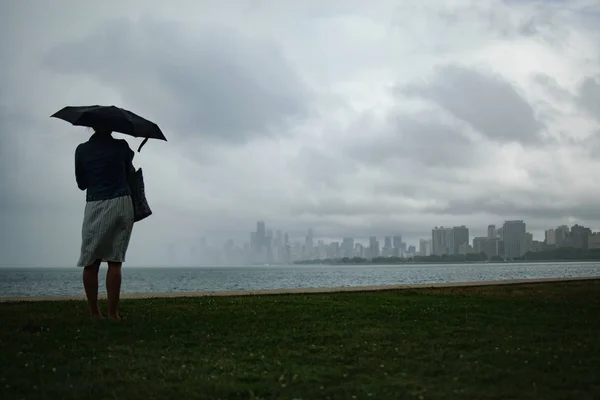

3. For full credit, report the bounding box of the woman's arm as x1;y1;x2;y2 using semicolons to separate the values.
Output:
74;146;87;191
125;143;135;178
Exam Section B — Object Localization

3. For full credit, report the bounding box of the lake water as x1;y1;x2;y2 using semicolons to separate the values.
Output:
1;262;600;298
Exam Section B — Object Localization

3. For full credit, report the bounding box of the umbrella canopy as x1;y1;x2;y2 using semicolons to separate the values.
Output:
51;105;167;151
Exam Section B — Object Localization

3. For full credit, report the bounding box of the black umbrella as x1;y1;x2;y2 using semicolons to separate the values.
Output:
51;105;167;152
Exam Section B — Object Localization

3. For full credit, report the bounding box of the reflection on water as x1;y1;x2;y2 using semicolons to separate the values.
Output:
1;262;599;298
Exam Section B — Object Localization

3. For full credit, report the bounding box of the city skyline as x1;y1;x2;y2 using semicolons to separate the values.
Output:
195;219;598;247
179;219;600;266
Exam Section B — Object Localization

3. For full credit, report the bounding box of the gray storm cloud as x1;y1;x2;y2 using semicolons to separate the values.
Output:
1;0;600;266
399;65;544;144
43;18;312;145
579;76;600;121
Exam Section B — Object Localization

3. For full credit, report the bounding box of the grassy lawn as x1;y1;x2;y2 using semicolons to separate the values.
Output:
1;280;599;400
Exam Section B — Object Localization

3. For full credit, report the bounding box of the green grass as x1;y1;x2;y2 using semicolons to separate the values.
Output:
1;280;599;400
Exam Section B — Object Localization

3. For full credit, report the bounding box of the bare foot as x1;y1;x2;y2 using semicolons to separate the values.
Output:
90;311;104;320
108;314;121;321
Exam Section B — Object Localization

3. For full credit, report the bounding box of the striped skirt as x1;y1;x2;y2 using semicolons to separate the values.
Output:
77;195;134;267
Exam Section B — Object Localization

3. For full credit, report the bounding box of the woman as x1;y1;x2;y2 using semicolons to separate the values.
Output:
75;126;135;320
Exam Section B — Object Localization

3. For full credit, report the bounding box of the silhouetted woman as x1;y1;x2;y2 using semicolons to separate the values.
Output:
75;126;135;320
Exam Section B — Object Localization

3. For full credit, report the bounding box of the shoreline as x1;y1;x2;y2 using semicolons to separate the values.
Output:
1;276;598;303
3;259;600;269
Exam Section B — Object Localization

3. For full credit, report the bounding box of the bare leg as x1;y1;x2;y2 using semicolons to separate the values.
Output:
106;262;122;320
83;260;103;318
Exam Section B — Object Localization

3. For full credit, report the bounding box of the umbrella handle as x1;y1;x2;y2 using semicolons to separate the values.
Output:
137;138;149;153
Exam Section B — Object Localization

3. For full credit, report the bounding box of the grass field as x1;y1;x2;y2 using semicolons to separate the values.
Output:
1;280;599;400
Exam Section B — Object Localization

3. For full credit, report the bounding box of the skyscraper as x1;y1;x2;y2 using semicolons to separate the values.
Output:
555;225;569;246
452;226;469;255
545;229;556;245
571;224;591;249
330;241;340;259
384;236;392;248
317;240;327;260
472;237;486;254
503;220;526;259
355;243;365;258
253;221;267;263
432;227;453;256
265;230;273;263
342;237;354;258
487;225;496;238
283;232;291;263
257;221;266;242
368;236;380;259
305;228;315;259
383;236;392;257
419;239;432;256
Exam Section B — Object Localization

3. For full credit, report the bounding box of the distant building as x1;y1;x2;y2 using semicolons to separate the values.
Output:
342;237;354;258
382;236;393;257
503;220;526;259
432;226;453;256
368;236;380;259
458;243;473;255
257;221;266;241
384;236;392;248
588;233;600;249
531;240;545;252
452;225;469;254
523;232;533;254
419;239;432;256
473;237;487;254
570;224;591;249
555;225;569;247
498;239;505;256
483;237;501;258
317;240;327;260
355;243;365;258
473;236;503;258
327;241;340;259
545;229;556;246
497;227;504;239
304;228;315;259
487;225;496;238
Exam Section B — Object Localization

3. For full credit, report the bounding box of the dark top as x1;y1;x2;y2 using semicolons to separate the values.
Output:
75;133;135;202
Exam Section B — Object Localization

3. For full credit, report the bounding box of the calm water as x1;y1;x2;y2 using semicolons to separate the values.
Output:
1;262;600;298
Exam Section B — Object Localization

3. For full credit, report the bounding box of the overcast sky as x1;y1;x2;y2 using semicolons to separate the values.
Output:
1;0;600;267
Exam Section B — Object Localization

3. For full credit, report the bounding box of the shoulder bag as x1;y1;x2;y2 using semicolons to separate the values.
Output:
128;167;153;222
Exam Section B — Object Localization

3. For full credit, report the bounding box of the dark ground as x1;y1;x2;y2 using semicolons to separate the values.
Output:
1;280;599;399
